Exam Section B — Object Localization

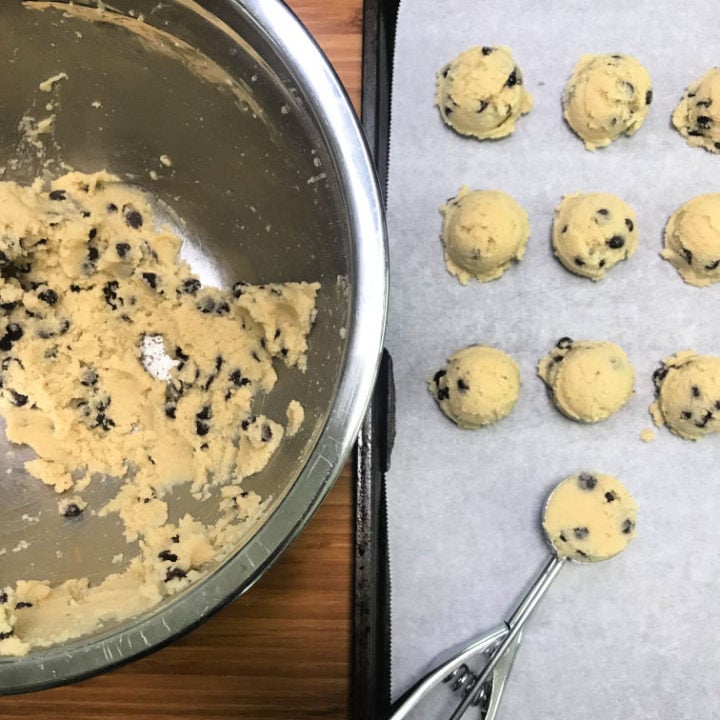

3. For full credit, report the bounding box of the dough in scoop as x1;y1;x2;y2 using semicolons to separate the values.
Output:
650;351;720;440
552;192;638;280
440;186;529;284
562;53;653;151
543;472;637;563
429;345;520;429
672;67;720;154
435;46;533;140
537;338;635;422
662;193;720;287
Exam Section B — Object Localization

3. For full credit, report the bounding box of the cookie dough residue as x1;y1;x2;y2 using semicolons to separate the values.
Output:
435;46;532;140
0;171;319;656
543;472;637;562
429;345;520;429
552;192;638;281
439;186;529;285
538;338;635;423
650;351;720;440
662;193;720;287
562;54;653;151
672;68;720;154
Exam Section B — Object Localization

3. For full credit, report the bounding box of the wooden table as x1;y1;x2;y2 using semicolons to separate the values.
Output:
2;2;363;718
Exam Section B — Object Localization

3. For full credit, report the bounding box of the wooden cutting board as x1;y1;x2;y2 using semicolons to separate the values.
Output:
1;2;362;718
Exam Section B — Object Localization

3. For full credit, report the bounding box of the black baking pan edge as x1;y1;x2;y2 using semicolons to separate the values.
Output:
353;0;400;719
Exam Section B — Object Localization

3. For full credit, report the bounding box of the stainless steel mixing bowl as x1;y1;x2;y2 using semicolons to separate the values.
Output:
0;0;386;693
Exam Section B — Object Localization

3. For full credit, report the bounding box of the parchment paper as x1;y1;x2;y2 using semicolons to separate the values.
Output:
385;1;720;717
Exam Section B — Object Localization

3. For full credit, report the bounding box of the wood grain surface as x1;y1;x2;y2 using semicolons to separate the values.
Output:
1;1;363;718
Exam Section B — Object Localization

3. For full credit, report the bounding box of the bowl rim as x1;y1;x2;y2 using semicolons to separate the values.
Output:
1;0;388;694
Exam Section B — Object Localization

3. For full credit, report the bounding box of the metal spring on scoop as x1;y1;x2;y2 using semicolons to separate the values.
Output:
442;664;490;710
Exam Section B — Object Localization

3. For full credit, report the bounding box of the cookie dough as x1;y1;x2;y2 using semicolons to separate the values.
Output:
662;194;720;287
435;46;533;140
543;472;638;563
0;171;319;655
552;192;638;280
672;68;720;153
650;351;720;440
562;54;653;151
439;186;530;284
537;338;635;422
429;345;520;429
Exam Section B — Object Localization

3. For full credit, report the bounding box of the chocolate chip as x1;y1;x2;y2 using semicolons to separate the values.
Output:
230;369;250;387
687;130;704;137
715;142;720;151
607;235;625;249
559;532;567;542
116;242;131;258
481;46;493;55
561;225;568;234
241;416;256;431
697;98;712;108
102;280;121;310
623;81;635;95
444;105;453;116
692;385;701;398
9;390;28;406
95;412;115;431
80;368;98;386
681;410;692;419
596;208;609;217
38;288;58;305
62;503;84;518
577;473;597;491
621;519;635;535
573;527;589;540
695;410;713;428
181;278;201;295
645;89;653;105
625;218;634;232
107;203;118;213
697;115;712;129
15;601;33;609
164;567;187;582
196;405;212;420
232;281;248;298
457;378;469;392
652;365;668;388
0;323;23;351
505;68;520;87
0;592;7;604
598;259;606;268
705;259;720;270
681;246;693;264
261;423;273;442
70;284;82;293
715;400;720;411
604;491;617;502
124;208;143;229
477;100;489;113
158;550;178;562
441;65;450;78
48;189;66;201
195;420;210;436
556;337;573;349
574;257;585;267
142;272;159;290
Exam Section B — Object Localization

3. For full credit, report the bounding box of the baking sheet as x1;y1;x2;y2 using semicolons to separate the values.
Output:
385;1;720;717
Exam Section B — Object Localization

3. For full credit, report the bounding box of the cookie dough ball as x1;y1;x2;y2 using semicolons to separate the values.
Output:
537;338;635;423
543;472;637;563
435;46;533;140
672;68;720;153
439;186;530;284
662;194;720;287
562;54;653;150
650;351;720;440
552;192;638;280
429;345;520;429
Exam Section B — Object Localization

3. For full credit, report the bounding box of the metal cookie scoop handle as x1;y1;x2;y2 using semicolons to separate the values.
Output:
388;555;565;720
